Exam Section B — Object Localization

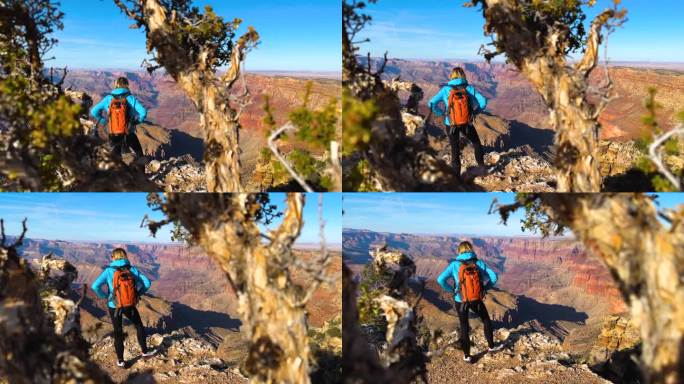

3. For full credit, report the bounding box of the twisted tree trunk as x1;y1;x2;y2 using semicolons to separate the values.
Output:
534;194;684;383
471;0;618;191
159;194;311;383
115;0;256;192
550;77;601;192
176;73;242;192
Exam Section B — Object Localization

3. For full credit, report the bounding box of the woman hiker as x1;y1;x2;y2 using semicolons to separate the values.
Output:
437;241;504;363
91;247;157;368
90;76;147;160
428;67;489;180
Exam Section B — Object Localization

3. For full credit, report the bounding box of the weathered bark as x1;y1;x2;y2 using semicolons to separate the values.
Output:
155;193;313;383
530;194;684;383
471;0;620;191
342;262;404;383
0;228;112;384
115;0;257;192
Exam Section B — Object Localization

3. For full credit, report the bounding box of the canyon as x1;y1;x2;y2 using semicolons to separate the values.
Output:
370;58;684;141
343;228;626;329
352;232;639;383
63;70;341;176
17;237;341;336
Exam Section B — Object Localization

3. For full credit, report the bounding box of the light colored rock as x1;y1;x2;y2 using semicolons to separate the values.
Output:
147;159;162;173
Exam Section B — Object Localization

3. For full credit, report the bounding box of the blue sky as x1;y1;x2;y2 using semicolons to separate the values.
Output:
343;193;684;237
359;0;684;62
0;193;342;245
49;0;340;72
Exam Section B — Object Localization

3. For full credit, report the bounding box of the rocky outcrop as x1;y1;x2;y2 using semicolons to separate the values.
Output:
483;289;520;326
472;113;512;150
470;145;555;192
597;141;642;177
0;246;111;383
146;154;206;192
427;323;612;383
562;314;641;383
90;328;247;383
587;315;641;382
136;123;172;158
38;254;82;337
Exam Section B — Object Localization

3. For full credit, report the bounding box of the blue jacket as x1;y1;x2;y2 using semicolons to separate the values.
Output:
437;251;498;303
91;259;151;308
428;79;487;126
90;88;147;133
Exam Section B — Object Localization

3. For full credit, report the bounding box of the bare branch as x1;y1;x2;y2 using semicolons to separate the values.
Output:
1;218;28;249
589;27;619;120
648;124;684;191
269;193;306;254
12;218;28;248
575;9;615;77
294;193;335;306
268;122;314;192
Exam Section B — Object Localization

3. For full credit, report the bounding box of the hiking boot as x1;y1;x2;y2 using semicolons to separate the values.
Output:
463;355;473;364
117;360;126;368
142;348;157;358
488;343;505;353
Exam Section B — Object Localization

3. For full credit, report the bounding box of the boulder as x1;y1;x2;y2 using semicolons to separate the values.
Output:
483;289;519;326
135;123;172;158
145;154;206;192
597;141;641;177
472;113;512;150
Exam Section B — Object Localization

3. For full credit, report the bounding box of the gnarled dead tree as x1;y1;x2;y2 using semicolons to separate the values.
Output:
143;193;333;383
468;0;626;192
343;246;427;383
343;263;404;383
492;194;684;384
0;219;112;383
113;0;259;192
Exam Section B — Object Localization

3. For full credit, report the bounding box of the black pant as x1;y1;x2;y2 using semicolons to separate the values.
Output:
109;133;144;157
108;306;148;362
448;124;485;177
455;300;494;357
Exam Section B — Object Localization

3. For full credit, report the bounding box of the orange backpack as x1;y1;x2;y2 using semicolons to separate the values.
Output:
458;261;483;302
113;266;138;308
448;85;471;127
109;95;130;135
